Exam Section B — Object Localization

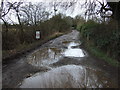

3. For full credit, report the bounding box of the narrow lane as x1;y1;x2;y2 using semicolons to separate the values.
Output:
3;30;118;88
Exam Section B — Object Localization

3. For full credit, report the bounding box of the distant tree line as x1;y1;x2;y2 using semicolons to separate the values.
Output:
1;1;74;50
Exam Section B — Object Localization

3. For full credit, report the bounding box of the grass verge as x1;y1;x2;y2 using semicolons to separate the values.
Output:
82;39;120;67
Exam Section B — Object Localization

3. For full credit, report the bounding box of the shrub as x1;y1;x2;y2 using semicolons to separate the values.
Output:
79;19;120;61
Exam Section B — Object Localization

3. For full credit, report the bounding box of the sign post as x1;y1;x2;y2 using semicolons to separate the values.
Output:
36;31;40;39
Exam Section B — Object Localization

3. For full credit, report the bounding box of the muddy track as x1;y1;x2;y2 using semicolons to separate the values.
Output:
2;30;119;88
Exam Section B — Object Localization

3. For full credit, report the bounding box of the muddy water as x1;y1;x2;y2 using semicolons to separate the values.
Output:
63;42;85;57
26;47;63;68
26;41;85;68
19;39;117;88
20;65;113;88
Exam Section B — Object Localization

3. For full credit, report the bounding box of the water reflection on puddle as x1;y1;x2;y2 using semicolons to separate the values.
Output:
27;47;63;67
27;41;85;67
20;65;111;88
63;42;85;58
20;41;116;88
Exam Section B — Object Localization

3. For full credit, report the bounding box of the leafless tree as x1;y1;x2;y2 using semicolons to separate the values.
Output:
49;1;77;16
21;2;50;26
81;0;112;22
6;1;25;43
1;0;17;32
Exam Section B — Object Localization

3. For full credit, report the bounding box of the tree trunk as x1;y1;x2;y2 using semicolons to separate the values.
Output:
1;18;9;34
16;12;24;43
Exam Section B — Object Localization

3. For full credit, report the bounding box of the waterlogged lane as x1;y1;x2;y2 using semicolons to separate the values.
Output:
26;41;85;68
26;47;63;68
3;30;118;88
19;31;118;88
20;65;113;88
63;42;85;57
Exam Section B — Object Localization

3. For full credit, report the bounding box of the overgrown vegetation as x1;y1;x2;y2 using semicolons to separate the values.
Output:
1;1;75;59
74;0;120;67
2;13;72;59
77;19;120;67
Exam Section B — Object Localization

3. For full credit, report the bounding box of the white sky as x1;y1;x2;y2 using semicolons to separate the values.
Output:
1;0;107;24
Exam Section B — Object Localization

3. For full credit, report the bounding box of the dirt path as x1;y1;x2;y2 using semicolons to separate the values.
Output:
2;30;119;88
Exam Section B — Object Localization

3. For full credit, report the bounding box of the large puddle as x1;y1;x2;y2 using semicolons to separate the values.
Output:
63;42;85;57
19;41;117;88
26;41;85;67
26;47;63;68
19;65;114;88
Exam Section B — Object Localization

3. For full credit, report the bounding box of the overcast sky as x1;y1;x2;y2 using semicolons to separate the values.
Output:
1;0;107;24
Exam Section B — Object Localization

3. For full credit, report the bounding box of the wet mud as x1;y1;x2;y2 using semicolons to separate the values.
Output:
2;30;119;88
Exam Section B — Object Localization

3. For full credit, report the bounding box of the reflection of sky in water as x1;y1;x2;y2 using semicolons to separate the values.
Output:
20;41;116;88
63;42;85;57
64;49;85;57
27;48;63;67
27;42;85;67
20;65;110;88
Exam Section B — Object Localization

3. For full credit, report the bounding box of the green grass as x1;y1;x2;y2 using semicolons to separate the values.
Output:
86;43;120;67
